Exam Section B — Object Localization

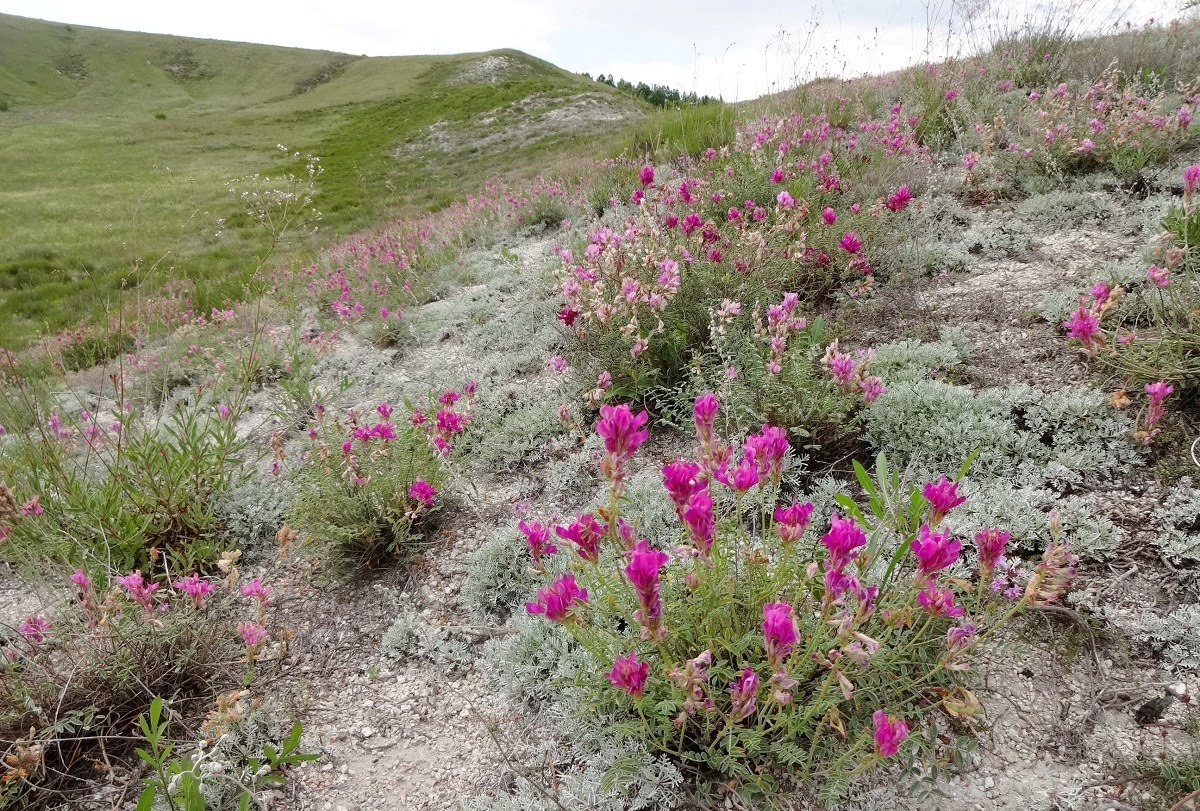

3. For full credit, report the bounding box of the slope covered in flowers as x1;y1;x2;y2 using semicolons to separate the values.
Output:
1;13;1199;811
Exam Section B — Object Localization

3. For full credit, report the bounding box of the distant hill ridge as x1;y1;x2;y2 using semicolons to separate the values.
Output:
0;12;645;345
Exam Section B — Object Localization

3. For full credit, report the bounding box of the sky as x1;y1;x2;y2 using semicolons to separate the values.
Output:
0;0;1173;100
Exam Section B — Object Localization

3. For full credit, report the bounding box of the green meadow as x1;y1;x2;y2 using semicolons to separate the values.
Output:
0;13;646;346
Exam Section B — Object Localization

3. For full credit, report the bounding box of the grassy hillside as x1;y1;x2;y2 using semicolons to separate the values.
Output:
0;13;645;346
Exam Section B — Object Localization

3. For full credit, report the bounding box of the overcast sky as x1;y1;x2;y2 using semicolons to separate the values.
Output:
0;0;1174;100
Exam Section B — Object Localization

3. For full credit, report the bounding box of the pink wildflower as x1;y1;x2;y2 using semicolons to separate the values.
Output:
370;422;397;441
240;578;273;603
518;520;557;570
525;573;588;622
547;355;568;373
626;540;669;642
172;573;214;608
821;340;857;388
596;404;649;489
821;206;837;225
1147;265;1170;287
666;650;713;722
20;497;43;517
762;602;798;669
910;524;961;582
1024;536;1077;605
838;231;862;254
639;165;655;186
773;502;814;545
662;460;705;515
820;513;867;572
921;476;966;525
974;528;1010;575
115;570;159;612
238;621;269;650
681;489;715;557
945;623;976;658
716;452;760;493
859;376;887;403
917;584;964;617
435;409;465;435
69;569;91;591
885;185;913;212
1143;380;1175;436
606;651;650;697
1184;165;1200;195
728;667;759;722
19;615;50;644
777;190;796;209
693;394;719;443
873;710;909;757
409;479;437;508
744;424;789;481
556;514;606;563
1064;305;1102;349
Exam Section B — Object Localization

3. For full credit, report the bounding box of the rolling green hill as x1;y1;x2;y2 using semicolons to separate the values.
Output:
0;13;644;346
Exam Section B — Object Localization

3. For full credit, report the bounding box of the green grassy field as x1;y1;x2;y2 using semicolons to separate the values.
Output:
0;13;647;347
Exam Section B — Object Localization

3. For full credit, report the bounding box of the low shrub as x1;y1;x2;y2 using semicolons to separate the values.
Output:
869;329;970;384
1015;189;1114;229
135;693;316;811
863;379;1142;486
556;110;926;409
865;380;1016;477
959;219;1035;260
287;386;473;573
1067;166;1200;386
1;563;283;808
963;68;1193;188
515;396;1077;802
1154;478;1200;567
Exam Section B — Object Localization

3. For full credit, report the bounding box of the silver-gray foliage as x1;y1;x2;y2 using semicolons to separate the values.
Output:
1153;478;1200;567
215;475;296;552
481;612;589;709
382;600;473;666
870;329;971;385
959;219;1035;260
954;480;1122;559
460;707;684;811
1128;604;1200;672
463;522;563;624
1015;190;1113;229
865;380;1141;487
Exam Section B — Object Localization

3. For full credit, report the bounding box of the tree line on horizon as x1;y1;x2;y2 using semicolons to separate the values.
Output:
584;72;722;107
